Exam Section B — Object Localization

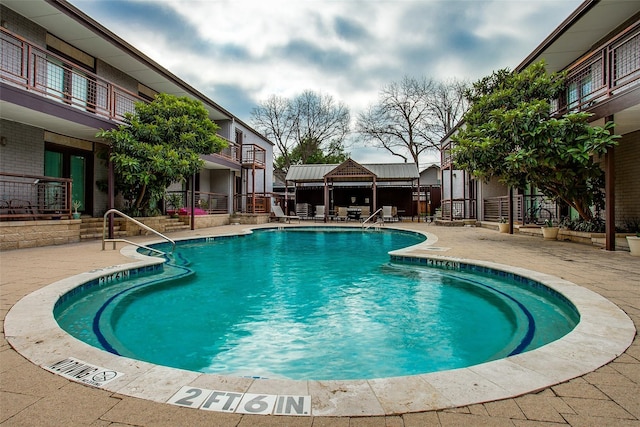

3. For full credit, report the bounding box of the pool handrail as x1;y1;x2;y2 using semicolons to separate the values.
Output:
362;207;383;229
102;208;176;255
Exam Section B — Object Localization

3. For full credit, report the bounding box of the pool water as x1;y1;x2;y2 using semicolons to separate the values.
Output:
55;228;578;380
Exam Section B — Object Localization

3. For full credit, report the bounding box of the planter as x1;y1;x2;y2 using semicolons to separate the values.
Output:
498;223;510;233
627;236;640;256
72;212;81;220
542;226;559;240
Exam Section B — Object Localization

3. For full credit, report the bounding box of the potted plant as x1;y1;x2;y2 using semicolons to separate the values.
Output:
72;200;82;219
627;232;640;257
498;217;509;233
542;219;559;240
166;193;182;217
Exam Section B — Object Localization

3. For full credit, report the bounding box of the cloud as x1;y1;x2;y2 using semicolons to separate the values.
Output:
70;0;583;165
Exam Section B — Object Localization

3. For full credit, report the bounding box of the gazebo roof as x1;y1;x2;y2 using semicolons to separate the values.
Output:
285;160;419;183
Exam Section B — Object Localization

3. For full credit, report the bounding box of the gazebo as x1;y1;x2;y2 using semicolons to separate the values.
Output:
285;159;420;221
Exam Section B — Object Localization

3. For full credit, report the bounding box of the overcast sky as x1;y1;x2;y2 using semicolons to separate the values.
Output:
69;0;582;166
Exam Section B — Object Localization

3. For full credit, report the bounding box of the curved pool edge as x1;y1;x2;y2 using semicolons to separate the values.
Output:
4;225;636;417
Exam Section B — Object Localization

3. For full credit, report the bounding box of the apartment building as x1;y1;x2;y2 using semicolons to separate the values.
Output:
0;0;273;229
440;0;640;251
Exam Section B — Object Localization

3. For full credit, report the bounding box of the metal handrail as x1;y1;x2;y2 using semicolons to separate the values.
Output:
102;209;176;255
362;208;383;230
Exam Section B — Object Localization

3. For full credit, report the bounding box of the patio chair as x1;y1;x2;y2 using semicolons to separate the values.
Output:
382;205;396;222
314;205;325;222
271;205;300;223
335;206;348;221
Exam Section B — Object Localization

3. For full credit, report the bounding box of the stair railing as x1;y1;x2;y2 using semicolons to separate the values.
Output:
362;208;383;230
102;209;176;255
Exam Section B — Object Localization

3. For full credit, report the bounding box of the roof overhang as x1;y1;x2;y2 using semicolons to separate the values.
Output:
1;0;233;121
516;0;640;74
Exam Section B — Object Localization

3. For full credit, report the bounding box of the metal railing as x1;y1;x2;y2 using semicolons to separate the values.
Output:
1;27;144;122
554;19;640;115
213;140;241;164
234;193;271;214
102;209;175;255
441;199;477;221
242;144;267;168
0;172;72;220
165;190;229;214
483;194;558;224
362;207;383;230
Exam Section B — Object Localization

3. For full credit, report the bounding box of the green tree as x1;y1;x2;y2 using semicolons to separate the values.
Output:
451;61;619;221
96;93;227;216
274;136;348;169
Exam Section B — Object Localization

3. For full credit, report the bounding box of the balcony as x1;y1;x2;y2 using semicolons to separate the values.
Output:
1;27;254;168
0;173;72;220
554;19;640;115
1;27;144;123
242;144;267;169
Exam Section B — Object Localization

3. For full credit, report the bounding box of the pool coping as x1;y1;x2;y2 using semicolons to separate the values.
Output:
4;225;636;417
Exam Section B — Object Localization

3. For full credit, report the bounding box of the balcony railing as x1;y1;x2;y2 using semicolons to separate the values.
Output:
440;198;476;221
214;140;241;164
483;194;558;224
0;173;72;220
165;190;229;215
1;27;144;122
242;144;267;168
234;193;271;214
555;19;640;115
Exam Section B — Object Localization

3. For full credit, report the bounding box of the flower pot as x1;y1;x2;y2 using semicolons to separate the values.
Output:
498;223;509;233
542;226;559;240
72;212;81;220
627;236;640;256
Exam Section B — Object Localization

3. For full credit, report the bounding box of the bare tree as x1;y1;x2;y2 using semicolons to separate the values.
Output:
356;76;468;167
251;90;350;171
250;95;296;170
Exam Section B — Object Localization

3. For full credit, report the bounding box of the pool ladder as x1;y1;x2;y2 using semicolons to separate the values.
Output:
362;208;383;230
102;209;176;256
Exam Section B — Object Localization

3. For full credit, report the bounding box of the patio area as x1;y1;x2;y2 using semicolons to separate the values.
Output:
1;223;639;426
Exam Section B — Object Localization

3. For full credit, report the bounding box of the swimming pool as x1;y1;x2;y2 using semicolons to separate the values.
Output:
55;227;578;381
5;224;635;416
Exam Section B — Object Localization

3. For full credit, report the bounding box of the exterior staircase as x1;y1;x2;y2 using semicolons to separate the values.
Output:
79;216;190;240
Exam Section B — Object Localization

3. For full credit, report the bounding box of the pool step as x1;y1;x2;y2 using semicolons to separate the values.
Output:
79;217;190;240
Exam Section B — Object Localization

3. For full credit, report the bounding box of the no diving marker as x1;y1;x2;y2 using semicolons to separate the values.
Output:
168;386;311;416
45;358;123;387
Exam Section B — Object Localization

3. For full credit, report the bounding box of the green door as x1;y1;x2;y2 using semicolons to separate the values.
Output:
45;149;88;213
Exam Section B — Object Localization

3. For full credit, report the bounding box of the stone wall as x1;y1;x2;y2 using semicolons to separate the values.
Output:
0;219;81;250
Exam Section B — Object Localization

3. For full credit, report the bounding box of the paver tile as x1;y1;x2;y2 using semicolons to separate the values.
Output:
551;378;609;400
484;399;527;419
0;390;40;423
437;411;515;426
102;396;242;426
310;416;350;427
593;384;640;419
402;411;440;426
515;395;567;423
562;397;635;420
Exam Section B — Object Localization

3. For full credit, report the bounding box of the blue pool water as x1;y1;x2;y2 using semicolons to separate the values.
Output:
55;228;579;380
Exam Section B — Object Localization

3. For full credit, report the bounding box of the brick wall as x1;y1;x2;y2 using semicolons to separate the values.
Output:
0;120;45;175
0;219;81;250
0;5;46;46
615;130;640;227
96;59;139;93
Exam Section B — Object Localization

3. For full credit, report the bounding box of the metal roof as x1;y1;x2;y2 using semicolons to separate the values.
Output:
285;162;419;182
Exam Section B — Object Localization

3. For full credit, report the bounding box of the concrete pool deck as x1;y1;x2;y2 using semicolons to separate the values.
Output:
1;223;639;426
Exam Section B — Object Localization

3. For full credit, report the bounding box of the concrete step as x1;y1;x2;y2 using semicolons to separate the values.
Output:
80;230;128;240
